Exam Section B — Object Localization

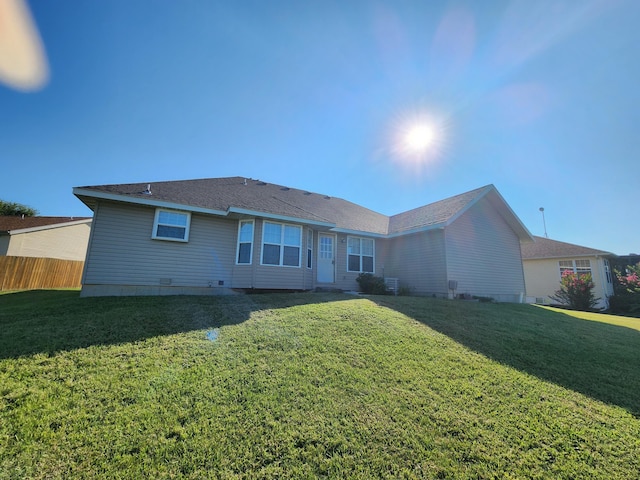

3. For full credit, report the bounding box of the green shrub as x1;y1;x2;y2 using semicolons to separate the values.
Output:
473;296;494;303
356;273;389;295
608;295;640;316
397;284;412;296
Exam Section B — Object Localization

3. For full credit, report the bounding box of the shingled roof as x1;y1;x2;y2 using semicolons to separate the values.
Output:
73;177;531;239
0;216;91;234
521;236;614;260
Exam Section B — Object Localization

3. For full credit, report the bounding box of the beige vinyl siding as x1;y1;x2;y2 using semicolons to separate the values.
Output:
83;202;236;288
382;230;447;296
331;234;384;291
523;257;612;309
249;218;309;289
304;229;314;290
4;223;91;260
445;197;525;302
230;220;254;288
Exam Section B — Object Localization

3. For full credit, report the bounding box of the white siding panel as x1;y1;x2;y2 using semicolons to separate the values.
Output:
84;202;236;288
445;197;525;301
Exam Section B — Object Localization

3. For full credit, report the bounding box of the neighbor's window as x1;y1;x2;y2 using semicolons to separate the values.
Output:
236;220;254;264
261;221;302;267
347;236;374;273
559;259;592;277
152;209;190;242
307;229;313;269
604;259;612;283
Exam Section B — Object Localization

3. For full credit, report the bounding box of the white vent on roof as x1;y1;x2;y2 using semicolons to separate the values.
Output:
143;184;152;195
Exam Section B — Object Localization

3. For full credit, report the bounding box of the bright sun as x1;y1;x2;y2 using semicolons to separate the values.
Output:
386;109;448;173
403;123;436;153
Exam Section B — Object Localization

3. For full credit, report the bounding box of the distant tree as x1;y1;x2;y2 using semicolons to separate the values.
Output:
0;200;38;216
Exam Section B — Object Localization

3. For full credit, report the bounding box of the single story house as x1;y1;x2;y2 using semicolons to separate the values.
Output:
521;236;615;309
0;216;92;261
73;177;533;299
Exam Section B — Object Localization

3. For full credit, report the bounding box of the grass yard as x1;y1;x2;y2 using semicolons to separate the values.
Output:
1;291;639;479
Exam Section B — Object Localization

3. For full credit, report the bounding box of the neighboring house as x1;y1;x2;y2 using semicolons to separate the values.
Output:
73;177;533;299
521;236;615;309
0;216;92;261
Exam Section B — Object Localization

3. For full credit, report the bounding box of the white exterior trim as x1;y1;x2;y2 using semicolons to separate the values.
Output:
260;221;303;268
5;218;92;235
228;207;334;228
235;219;254;265
73;188;228;217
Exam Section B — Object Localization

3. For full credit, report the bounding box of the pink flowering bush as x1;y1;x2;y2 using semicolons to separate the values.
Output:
550;270;599;311
615;263;640;294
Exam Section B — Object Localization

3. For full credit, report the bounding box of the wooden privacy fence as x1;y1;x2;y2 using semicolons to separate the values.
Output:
0;256;84;290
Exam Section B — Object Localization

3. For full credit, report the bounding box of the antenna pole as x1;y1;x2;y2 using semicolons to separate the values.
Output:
539;207;548;238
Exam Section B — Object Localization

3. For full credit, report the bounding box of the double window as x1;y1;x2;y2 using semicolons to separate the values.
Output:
559;259;591;277
236;220;254;264
152;209;190;242
347;236;374;273
261;222;302;267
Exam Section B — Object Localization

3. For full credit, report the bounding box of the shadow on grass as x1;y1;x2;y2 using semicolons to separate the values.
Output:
0;290;260;359
0;290;350;360
376;296;640;417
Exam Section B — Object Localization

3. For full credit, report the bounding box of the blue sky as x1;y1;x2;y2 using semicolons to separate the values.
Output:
1;0;638;255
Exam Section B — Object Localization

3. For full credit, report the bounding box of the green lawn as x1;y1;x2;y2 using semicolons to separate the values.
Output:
1;291;639;479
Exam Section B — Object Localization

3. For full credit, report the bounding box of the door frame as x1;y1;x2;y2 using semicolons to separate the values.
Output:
317;233;336;284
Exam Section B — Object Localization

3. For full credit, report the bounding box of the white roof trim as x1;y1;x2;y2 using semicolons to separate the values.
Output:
228;207;335;228
445;185;533;242
330;227;387;238
523;253;614;260
73;188;228;217
6;218;92;235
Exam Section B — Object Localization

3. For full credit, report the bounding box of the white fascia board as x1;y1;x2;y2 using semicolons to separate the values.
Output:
330;228;387;238
228;207;335;228
444;185;534;242
385;224;445;238
332;224;445;239
489;188;535;242
443;185;493;228
8;218;93;235
72;188;228;217
524;253;614;261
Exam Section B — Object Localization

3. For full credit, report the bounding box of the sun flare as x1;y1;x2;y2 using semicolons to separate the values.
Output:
389;112;447;171
404;124;436;153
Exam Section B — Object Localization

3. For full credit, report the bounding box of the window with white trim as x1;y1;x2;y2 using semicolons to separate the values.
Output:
236;220;254;264
347;236;374;273
307;229;313;269
559;259;591;277
604;259;612;283
261;221;302;267
152;209;190;242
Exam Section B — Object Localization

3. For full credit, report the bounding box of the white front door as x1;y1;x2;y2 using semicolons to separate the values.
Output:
317;234;335;283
